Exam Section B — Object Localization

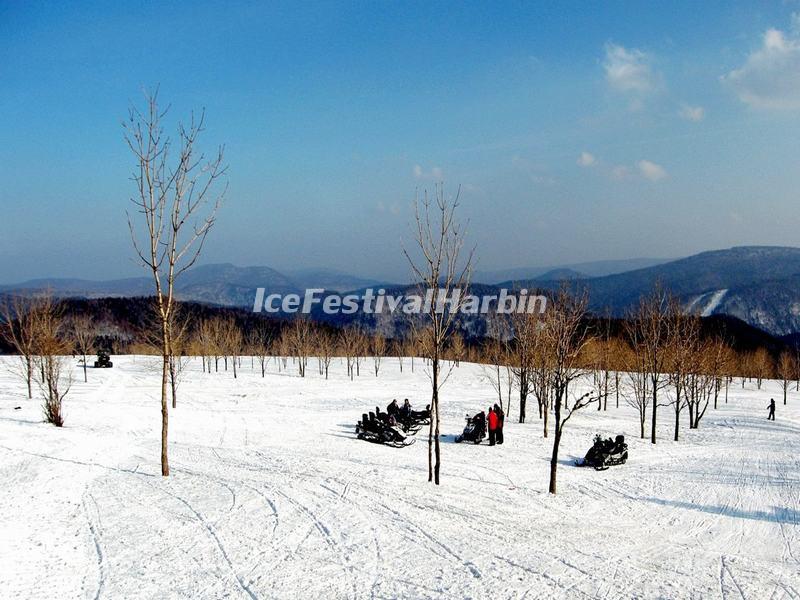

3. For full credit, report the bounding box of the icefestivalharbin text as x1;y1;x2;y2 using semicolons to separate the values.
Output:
252;287;548;315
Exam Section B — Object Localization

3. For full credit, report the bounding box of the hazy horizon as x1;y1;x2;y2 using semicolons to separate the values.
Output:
3;2;800;282
0;252;682;286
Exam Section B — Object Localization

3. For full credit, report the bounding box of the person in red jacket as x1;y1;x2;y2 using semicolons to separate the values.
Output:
487;407;498;446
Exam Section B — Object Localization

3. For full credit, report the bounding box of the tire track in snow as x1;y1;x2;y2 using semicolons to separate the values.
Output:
720;556;746;600
81;489;106;600
271;487;359;600
148;481;259;600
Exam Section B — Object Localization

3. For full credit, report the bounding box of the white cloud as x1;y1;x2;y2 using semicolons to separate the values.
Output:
637;160;667;181
603;43;656;94
413;164;444;180
376;200;401;215
577;151;596;167
723;25;800;109
512;155;555;184
611;165;631;181
679;104;705;121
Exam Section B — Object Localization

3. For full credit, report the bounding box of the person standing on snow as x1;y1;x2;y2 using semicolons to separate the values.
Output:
487;407;498;446
767;398;776;421
387;399;400;417
494;403;505;445
401;399;412;419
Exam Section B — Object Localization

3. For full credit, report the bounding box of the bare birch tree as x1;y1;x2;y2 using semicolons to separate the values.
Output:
403;184;473;485
124;90;226;476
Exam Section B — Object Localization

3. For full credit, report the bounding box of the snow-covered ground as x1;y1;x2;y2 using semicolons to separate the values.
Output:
1;355;798;599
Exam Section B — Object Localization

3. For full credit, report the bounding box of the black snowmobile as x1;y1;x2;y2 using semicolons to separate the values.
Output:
355;412;415;448
395;405;431;433
455;412;486;444
409;406;431;425
578;434;628;470
94;350;113;368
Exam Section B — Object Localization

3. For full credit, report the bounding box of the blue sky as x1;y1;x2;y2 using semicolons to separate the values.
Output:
2;1;800;282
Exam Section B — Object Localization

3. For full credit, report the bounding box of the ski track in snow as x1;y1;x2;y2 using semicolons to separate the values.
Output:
1;356;800;599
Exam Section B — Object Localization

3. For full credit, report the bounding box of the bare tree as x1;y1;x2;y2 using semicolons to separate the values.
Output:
317;329;334;379
543;289;597;495
622;334;650;439
449;331;465;367
778;350;794;406
751;348;773;390
666;307;700;441
403;184;473;485
481;339;508;410
250;323;272;378
220;317;243;379
510;309;538;423
0;295;41;398
196;318;214;373
340;327;358;380
124;90;226;476
286;317;313;377
372;333;386;376
629;285;672;444
67;314;96;382
32;295;71;426
686;341;716;429
707;337;734;410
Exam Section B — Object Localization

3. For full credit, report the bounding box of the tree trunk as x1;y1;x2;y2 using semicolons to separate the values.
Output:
543;402;549;438
169;355;178;409
548;387;563;494
26;356;33;399
430;355;441;485
160;327;170;477
650;377;657;444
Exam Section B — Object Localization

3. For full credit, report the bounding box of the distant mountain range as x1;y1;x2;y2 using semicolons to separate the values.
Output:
5;247;800;336
473;257;672;283
509;246;800;336
0;264;389;307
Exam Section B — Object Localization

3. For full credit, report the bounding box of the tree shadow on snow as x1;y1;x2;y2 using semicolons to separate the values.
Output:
642;497;800;524
0;414;43;426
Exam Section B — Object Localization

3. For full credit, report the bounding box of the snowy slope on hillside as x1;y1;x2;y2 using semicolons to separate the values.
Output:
0;357;799;599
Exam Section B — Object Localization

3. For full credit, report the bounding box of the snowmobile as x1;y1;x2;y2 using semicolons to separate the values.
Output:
578;434;628;470
408;406;431;426
355;412;415;448
377;405;429;434
398;406;431;433
455;412;486;444
94;350;113;368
